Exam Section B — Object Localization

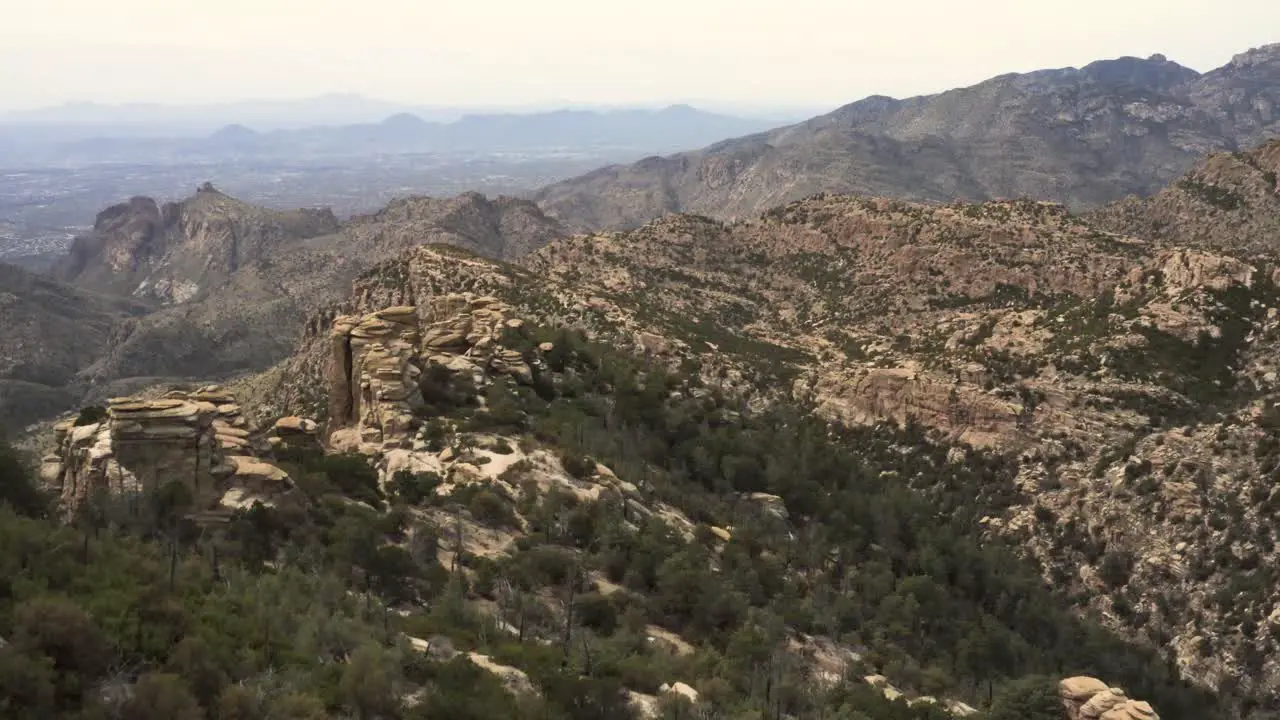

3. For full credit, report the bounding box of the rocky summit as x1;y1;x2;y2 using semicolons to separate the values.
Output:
533;44;1280;231
56;182;341;303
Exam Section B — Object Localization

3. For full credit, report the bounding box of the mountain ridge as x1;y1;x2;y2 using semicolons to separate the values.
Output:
3;105;783;166
533;43;1280;231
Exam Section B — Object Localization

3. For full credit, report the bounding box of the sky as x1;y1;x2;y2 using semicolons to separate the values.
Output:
2;0;1278;112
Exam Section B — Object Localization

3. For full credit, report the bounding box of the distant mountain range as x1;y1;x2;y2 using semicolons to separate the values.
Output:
0;94;825;131
533;44;1280;230
0;104;784;167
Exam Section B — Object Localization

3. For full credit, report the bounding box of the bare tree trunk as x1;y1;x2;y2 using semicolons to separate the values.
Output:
561;561;579;667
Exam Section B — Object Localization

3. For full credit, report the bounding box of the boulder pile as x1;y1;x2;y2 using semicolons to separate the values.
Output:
1060;676;1159;720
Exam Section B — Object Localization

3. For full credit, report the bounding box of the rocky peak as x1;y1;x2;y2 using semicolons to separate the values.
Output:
347;192;566;261
55;187;340;304
57;196;166;290
1079;54;1201;92
1225;42;1280;70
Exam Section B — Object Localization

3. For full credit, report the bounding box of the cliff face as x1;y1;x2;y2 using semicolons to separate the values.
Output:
55;183;341;304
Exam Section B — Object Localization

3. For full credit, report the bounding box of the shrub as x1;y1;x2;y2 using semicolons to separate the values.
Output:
390;470;442;505
560;452;594;480
73;406;107;427
469;489;520;529
1098;550;1135;589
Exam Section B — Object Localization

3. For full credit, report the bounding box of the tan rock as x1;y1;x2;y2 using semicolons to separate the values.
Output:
274;416;317;434
659;682;699;703
1060;676;1110;702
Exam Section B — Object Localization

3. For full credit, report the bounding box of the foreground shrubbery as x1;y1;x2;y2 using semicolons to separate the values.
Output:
0;323;1219;718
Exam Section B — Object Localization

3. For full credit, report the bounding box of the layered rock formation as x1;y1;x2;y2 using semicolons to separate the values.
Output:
42;385;292;518
1060;677;1159;720
325;296;533;453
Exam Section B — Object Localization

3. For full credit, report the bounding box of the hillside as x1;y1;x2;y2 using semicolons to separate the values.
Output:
233;141;1280;713
533;44;1280;231
1093;139;1280;257
14;139;1280;716
0;263;148;430
6;249;1213;719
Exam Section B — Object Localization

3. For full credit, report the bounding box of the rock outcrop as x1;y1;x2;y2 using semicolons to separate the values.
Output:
1060;676;1159;720
326;296;533;452
56;184;340;303
42;385;291;518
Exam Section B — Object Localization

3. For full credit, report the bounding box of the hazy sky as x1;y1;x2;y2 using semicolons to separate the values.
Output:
2;0;1278;111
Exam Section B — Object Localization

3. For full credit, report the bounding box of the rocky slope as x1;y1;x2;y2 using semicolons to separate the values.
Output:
223;147;1280;714
0;263;148;430
533;44;1280;231
1094;139;1280;257
521;195;1280;706
44;257;1202;717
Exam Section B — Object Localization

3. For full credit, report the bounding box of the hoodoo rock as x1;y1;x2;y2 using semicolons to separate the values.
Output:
43;385;292;518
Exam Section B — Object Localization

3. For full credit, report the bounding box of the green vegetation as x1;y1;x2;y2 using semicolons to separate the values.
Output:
1178;178;1246;211
73;405;108;427
0;322;1221;719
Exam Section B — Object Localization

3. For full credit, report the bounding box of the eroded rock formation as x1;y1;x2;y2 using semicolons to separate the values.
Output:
42;385;292;518
325;296;533;453
1060;676;1159;720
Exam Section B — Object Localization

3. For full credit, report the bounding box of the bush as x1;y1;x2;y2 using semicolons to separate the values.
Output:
575;592;619;634
988;676;1063;720
315;453;383;508
1099;550;1135;589
73;406;107;427
560;451;594;480
0;443;50;518
469;489;520;529
390;470;443;505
